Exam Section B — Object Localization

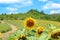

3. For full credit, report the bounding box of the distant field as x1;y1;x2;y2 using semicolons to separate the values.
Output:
5;20;60;30
5;20;24;30
0;23;11;33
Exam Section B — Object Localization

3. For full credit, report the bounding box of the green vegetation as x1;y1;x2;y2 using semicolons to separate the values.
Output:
0;23;11;33
0;9;60;22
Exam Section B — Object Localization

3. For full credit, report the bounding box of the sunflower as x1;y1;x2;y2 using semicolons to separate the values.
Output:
18;34;27;40
51;29;60;39
0;32;2;38
36;27;45;37
24;17;36;30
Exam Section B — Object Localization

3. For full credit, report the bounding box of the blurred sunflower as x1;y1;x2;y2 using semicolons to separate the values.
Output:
12;37;17;40
18;34;27;40
24;17;36;30
36;27;45;37
0;32;2;38
51;29;60;39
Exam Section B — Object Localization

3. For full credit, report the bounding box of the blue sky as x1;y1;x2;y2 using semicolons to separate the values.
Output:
0;0;60;14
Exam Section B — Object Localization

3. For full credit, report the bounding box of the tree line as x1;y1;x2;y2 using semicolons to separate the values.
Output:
0;9;60;22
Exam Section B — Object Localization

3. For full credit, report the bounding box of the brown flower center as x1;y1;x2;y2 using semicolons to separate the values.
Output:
26;19;34;27
18;36;27;40
51;32;60;39
38;29;43;35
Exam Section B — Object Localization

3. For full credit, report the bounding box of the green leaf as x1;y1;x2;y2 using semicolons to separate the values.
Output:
16;28;26;34
27;36;37;40
48;24;56;30
38;30;48;40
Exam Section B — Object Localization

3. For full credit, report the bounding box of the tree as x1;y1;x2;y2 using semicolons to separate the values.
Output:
40;11;45;15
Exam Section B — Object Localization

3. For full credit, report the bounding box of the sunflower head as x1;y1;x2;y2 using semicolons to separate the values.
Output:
0;32;2;38
24;17;36;30
18;34;27;40
51;29;60;39
36;27;45;37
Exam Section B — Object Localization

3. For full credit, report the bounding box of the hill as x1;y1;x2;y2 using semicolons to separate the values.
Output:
50;14;60;22
0;9;60;22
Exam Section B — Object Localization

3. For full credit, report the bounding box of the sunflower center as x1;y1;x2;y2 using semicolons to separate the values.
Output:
38;30;43;35
51;32;60;39
26;19;34;27
18;36;27;40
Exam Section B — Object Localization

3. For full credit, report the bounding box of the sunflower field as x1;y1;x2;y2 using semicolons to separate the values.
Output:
7;17;60;40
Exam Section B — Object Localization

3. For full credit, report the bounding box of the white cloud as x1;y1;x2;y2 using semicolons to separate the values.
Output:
50;10;60;14
0;0;33;10
6;7;18;14
0;0;33;6
0;0;20;3
10;0;33;8
39;0;48;2
43;2;60;9
7;7;18;11
21;0;33;6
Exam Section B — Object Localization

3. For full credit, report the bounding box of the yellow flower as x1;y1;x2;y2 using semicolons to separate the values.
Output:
24;17;36;30
36;27;45;37
13;37;17;40
51;29;60;39
0;32;2;38
18;34;27;40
